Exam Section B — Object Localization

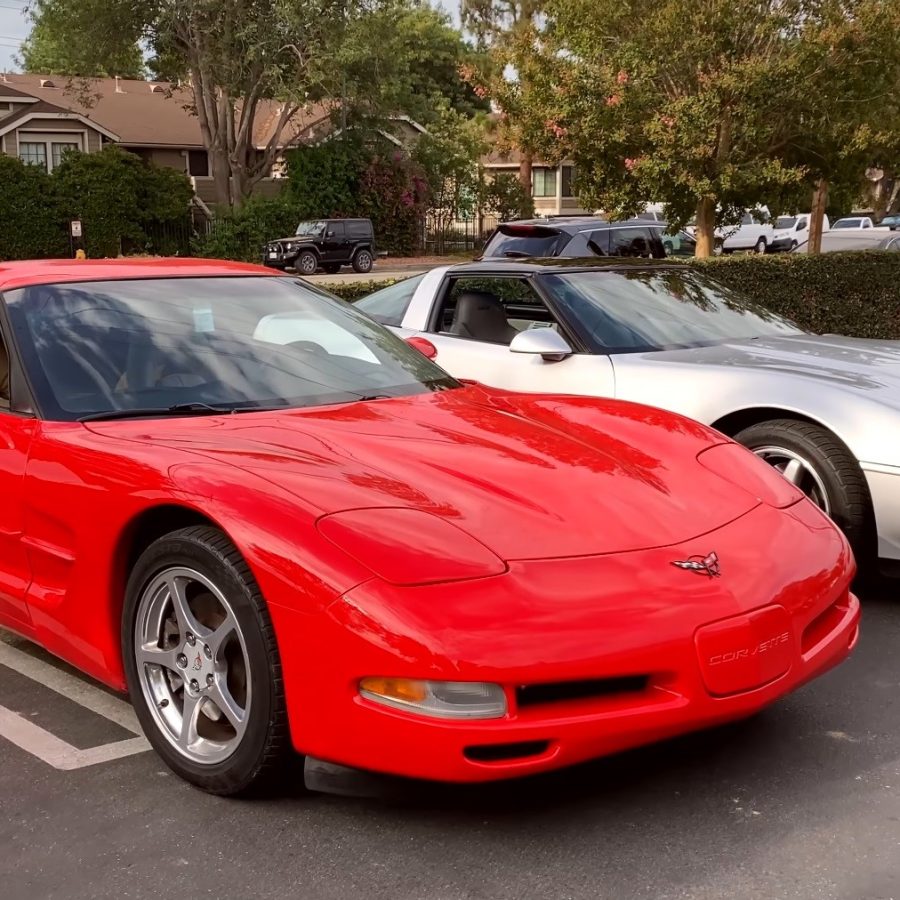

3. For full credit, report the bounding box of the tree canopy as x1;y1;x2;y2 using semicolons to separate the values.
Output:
24;0;483;209
487;0;900;255
20;7;146;79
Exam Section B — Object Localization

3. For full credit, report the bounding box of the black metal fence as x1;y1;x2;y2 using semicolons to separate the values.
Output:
424;213;500;255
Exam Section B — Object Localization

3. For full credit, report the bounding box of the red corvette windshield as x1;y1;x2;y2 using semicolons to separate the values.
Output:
4;275;458;421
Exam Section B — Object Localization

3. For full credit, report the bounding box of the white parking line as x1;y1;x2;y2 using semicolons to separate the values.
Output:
0;636;150;770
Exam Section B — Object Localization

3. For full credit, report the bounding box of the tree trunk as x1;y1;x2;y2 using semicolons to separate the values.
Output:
694;197;716;258
210;148;232;210
518;149;533;195
808;179;828;255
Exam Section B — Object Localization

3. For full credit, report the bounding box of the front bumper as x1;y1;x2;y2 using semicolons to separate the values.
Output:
862;462;900;561
769;236;794;252
267;500;858;783
263;245;296;268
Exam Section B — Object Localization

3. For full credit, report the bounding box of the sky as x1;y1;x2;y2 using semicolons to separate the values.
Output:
0;1;460;74
0;1;27;72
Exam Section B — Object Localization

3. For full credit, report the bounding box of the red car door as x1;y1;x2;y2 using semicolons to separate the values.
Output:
0;334;34;628
0;409;34;628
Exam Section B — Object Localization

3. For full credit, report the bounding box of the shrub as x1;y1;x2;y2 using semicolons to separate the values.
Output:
0;146;194;261
0;156;67;260
53;146;192;258
691;252;900;340
327;251;900;341
195;195;299;262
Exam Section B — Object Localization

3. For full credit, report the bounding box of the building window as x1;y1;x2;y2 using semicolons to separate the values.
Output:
562;165;575;198
52;142;79;169
532;167;557;198
19;142;48;171
188;150;210;177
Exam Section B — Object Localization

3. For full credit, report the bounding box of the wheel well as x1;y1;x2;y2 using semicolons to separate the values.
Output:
710;407;822;439
113;505;217;618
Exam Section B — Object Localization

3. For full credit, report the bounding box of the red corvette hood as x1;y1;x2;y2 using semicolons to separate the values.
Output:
96;387;758;559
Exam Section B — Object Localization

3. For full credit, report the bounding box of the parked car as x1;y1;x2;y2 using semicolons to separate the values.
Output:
0;258;859;794
481;217;680;260
714;209;774;254
770;213;829;252
831;216;883;230
264;218;375;275
358;258;900;572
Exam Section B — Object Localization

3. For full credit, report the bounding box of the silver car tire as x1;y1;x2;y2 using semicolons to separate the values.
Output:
734;419;876;569
123;526;290;795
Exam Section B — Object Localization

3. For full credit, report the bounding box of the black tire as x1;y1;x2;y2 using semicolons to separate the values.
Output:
295;251;318;276
322;263;342;274
754;236;767;254
790;239;799;251
713;238;724;256
122;526;290;796
734;419;876;568
352;248;374;274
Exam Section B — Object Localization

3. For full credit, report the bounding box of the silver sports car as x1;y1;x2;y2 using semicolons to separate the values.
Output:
356;259;900;572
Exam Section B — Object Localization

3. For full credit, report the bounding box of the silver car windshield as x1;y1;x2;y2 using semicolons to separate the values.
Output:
542;270;804;353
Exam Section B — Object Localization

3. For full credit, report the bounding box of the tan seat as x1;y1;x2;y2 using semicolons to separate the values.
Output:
0;337;8;408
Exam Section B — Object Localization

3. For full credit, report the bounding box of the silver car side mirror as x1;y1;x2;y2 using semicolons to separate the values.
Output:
509;328;573;362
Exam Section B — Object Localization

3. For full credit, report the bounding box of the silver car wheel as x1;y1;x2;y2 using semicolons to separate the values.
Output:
134;566;251;765
752;446;832;515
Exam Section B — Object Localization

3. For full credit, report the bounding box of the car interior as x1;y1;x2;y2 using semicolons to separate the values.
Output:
437;278;560;345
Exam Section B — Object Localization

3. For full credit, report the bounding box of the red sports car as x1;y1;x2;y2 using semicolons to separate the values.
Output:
0;259;859;795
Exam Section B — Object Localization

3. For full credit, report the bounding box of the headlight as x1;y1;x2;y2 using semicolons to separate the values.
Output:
359;677;508;719
697;442;805;508
317;507;507;585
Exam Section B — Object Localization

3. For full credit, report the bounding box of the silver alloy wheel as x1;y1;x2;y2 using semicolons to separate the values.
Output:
134;566;251;765
355;250;372;270
298;253;317;275
752;445;832;515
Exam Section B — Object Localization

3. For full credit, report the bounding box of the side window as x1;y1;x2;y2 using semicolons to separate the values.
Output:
796;218;808;231
354;274;426;326
863;219;872;229
741;213;754;225
433;276;559;345
662;230;697;257
0;331;9;410
328;222;346;239
347;221;371;240
608;227;660;258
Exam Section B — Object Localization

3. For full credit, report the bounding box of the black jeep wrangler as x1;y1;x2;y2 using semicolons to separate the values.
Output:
264;218;376;275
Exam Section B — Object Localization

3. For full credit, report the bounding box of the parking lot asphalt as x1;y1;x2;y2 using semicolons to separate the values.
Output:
1;584;898;900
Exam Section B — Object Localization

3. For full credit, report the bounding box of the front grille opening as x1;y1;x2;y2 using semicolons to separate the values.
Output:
802;595;849;654
516;675;649;709
464;740;551;763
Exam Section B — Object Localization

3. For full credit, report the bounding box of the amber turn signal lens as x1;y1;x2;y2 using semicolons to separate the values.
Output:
359;677;429;704
359;678;508;719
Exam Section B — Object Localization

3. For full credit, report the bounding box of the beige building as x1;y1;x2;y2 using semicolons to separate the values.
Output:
482;147;592;217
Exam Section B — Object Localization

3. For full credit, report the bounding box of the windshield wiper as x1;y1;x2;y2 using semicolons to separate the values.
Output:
79;402;252;422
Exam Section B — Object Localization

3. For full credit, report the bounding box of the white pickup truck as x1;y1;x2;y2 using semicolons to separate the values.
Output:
831;216;889;231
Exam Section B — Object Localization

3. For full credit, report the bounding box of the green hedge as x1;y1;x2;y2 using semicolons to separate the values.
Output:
691;252;900;341
327;252;900;341
0;146;194;261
